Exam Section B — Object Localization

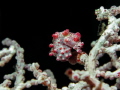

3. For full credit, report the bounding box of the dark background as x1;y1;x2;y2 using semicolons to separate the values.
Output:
0;0;120;90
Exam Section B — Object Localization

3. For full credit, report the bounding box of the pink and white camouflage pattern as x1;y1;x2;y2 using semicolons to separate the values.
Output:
49;29;84;61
